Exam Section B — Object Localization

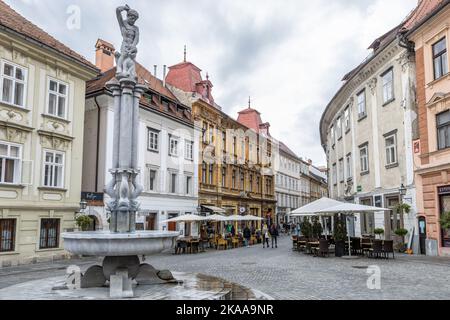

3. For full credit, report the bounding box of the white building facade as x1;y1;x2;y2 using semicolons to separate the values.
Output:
320;26;418;242
275;143;303;224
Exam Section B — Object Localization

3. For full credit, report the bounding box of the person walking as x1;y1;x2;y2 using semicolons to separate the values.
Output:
243;225;251;247
270;224;279;248
262;224;270;248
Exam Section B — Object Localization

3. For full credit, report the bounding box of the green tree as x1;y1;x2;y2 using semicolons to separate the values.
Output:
76;215;93;231
440;212;450;230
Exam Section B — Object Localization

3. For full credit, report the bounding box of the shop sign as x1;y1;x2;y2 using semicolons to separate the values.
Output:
438;185;450;195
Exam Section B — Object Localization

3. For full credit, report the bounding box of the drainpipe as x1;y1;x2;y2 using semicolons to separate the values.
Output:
94;96;101;193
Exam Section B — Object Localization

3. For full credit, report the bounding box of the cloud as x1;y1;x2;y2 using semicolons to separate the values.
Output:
6;0;418;165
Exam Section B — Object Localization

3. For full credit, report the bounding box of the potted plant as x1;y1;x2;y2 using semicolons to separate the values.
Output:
333;220;347;257
394;228;409;253
374;228;384;240
311;217;323;239
76;215;93;231
300;217;312;239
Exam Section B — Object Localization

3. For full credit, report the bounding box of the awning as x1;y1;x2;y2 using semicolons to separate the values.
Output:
201;205;227;214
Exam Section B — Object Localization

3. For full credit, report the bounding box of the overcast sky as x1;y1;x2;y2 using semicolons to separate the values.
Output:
9;0;418;166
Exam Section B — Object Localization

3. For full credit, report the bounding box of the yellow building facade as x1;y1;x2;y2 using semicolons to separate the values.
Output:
0;2;98;267
192;99;276;228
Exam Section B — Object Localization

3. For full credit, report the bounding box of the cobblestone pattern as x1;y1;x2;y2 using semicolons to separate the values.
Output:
0;236;449;300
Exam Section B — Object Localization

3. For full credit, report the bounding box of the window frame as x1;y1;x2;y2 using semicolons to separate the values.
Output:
0;59;27;108
384;133;398;166
346;153;353;181
42;150;65;188
338;158;344;183
344;107;351;133
170;172;177;194
0;218;16;252
185;176;192;195
359;144;369;175
39;218;60;249
147;128;160;152
381;67;394;104
437;110;450;150
46;77;69;119
0;140;22;185
357;89;366;119
432;37;448;80
184;140;194;161
168;134;179;157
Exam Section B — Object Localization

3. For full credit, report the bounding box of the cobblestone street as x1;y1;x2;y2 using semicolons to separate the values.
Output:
0;236;449;300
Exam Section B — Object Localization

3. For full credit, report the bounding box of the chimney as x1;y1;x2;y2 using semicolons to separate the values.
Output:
95;39;115;73
154;65;157;78
163;65;167;87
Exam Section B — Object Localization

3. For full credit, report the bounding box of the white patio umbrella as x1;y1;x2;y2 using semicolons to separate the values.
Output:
161;214;206;223
161;214;206;237
290;197;343;216
204;214;227;221
315;203;390;258
221;214;246;221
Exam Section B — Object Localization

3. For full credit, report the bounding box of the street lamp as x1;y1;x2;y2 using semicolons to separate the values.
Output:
79;200;88;213
399;184;407;197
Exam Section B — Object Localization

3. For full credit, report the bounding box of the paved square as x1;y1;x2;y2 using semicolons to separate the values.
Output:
0;236;449;300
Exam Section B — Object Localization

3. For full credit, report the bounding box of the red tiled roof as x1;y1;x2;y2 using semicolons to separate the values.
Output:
165;61;203;93
86;64;192;123
236;108;263;133
0;0;97;71
403;0;445;30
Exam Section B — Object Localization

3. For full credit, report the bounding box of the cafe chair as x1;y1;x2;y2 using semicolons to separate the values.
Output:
383;240;395;259
368;239;383;259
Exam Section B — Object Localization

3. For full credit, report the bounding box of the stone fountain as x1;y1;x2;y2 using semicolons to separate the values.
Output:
61;4;180;298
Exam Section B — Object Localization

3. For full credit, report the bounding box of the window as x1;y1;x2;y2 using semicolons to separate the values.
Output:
359;145;369;174
433;37;448;80
222;131;227;151
208;125;214;144
330;125;335;146
357;90;366;119
39;219;59;249
232;169;237;189
149;169;157;191
339;159;344;182
1;61;26;107
336;117;342;139
169;135;179;156
0;141;21;184
186;176;191;195
232;137;237;156
202;122;208;143
256;176;260;193
437;110;450;150
0;219;16;252
222;167;226;187
147;129;159;152
382;68;394;104
344;107;350;132
47;79;68;118
43;151;64;188
170;173;177;193
332;163;337;185
240;171;245;190
385;133;397;166
201;162;207;184
208;164;214;185
249;174;253;192
346;153;352;180
185;140;193;160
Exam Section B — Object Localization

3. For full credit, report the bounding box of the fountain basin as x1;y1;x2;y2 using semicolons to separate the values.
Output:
62;231;179;256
